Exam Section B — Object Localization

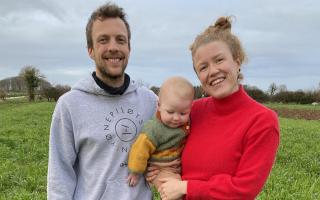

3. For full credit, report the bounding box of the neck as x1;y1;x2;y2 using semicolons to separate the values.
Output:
95;70;125;88
210;85;251;115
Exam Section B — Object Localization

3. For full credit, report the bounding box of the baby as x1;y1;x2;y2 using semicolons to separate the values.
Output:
127;76;194;191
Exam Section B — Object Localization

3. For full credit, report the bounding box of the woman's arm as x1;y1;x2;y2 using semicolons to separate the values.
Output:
161;119;279;199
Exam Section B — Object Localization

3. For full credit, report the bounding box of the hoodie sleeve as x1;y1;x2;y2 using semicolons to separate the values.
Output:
47;99;77;200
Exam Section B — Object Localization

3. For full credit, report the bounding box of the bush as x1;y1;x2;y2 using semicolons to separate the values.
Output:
41;84;71;102
244;85;269;103
272;90;318;104
0;88;6;100
150;86;160;96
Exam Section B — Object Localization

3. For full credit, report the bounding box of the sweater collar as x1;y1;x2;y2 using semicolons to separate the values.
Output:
92;72;130;95
209;85;251;115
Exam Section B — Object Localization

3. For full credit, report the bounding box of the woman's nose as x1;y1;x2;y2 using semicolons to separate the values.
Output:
208;64;219;77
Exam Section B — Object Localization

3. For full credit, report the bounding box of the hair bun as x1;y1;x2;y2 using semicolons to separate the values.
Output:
213;16;232;31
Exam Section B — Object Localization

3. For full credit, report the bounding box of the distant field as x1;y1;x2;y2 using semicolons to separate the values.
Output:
265;102;320;110
1;99;319;199
264;103;320;120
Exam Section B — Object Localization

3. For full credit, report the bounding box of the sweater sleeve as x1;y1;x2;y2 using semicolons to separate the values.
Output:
128;133;156;174
47;100;77;200
186;112;280;200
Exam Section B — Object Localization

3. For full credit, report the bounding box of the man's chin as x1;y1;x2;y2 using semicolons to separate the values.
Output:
103;73;123;80
98;69;125;80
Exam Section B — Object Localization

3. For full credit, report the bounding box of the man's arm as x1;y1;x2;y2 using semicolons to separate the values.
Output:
47;101;77;200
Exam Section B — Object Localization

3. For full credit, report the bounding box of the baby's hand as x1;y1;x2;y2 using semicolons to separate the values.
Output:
127;173;140;187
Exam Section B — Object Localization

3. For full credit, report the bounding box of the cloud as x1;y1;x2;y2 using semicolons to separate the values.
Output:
0;0;319;91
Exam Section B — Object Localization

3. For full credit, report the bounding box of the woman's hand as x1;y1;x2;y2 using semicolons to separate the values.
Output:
158;177;187;200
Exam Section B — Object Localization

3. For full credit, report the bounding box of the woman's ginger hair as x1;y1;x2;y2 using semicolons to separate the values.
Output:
190;16;247;66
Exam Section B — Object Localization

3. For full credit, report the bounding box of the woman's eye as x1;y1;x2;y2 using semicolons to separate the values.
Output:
199;65;207;72
216;58;223;63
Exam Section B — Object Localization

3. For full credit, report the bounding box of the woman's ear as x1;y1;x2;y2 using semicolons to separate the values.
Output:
235;58;241;66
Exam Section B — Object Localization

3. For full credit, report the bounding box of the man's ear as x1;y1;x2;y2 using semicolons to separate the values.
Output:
88;48;94;60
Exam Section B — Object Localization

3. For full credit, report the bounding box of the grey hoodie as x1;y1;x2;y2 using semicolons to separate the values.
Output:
47;74;157;200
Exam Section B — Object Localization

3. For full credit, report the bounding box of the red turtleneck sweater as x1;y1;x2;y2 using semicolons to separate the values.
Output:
181;86;279;200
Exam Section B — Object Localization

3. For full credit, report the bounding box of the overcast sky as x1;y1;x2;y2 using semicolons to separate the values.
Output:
1;0;319;91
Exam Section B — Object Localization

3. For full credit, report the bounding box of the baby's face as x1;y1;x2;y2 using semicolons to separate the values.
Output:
158;95;192;128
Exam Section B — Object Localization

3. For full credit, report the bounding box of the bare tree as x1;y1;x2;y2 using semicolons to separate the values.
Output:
19;66;44;101
268;82;278;96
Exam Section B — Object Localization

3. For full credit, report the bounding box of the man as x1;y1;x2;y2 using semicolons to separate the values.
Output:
47;3;157;199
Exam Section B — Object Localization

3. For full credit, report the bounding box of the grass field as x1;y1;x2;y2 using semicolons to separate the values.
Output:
265;102;320;110
1;99;319;199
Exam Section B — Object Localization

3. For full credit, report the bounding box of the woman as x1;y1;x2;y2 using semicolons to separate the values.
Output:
151;16;280;200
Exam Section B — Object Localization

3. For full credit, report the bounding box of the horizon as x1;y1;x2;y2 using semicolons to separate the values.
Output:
1;73;319;93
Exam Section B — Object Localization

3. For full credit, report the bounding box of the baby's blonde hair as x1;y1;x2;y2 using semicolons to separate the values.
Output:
159;76;194;101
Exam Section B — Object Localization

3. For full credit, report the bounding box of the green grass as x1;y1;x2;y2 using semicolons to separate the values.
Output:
265;102;320;110
0;99;55;199
1;100;319;199
257;118;320;200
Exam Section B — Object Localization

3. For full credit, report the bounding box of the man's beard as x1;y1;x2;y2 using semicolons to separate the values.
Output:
96;63;126;80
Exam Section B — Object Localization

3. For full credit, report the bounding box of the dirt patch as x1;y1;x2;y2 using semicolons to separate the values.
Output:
271;108;320;120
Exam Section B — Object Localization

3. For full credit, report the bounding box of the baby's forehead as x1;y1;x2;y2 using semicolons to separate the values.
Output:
161;82;194;95
159;93;193;109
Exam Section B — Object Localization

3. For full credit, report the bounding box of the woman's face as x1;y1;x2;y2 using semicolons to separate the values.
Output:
193;41;240;99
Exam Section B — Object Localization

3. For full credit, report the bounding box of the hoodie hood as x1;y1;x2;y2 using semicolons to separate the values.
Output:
72;73;138;97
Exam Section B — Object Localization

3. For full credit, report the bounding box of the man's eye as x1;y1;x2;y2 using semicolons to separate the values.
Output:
99;38;107;43
117;37;127;44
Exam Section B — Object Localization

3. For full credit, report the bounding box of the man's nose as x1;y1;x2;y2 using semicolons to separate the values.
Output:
108;39;120;52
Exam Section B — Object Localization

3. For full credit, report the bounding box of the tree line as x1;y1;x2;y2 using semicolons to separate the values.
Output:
0;66;70;102
1;66;319;104
151;83;320;104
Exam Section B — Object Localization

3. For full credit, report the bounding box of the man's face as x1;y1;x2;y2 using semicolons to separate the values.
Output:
88;17;130;82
